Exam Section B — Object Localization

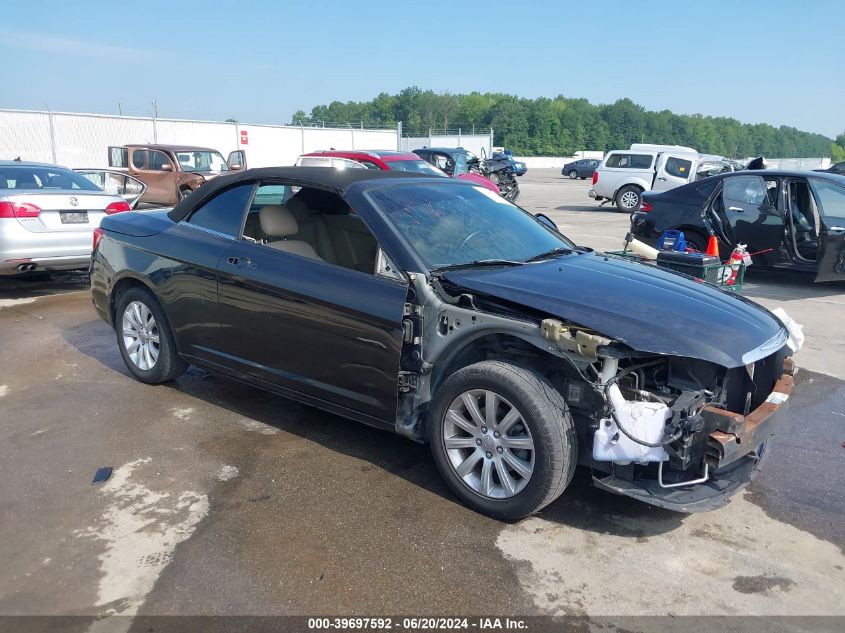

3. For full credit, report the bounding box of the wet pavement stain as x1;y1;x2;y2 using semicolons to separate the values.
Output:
732;575;796;594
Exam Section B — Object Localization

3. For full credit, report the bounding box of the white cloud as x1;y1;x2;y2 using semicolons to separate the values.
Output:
1;30;160;61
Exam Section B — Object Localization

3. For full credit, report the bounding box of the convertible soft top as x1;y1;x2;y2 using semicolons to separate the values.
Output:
168;167;442;222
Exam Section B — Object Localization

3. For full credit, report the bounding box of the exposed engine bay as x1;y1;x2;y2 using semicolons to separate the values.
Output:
396;272;794;512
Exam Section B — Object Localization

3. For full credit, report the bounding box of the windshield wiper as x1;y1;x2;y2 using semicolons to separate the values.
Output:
523;247;577;263
432;259;525;273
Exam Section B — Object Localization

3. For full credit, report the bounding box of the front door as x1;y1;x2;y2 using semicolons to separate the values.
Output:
652;154;695;192
808;177;845;282
214;182;409;423
132;149;178;205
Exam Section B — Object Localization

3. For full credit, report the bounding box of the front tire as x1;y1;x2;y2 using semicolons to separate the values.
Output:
428;360;577;520
114;286;187;384
616;185;642;212
568;170;578;179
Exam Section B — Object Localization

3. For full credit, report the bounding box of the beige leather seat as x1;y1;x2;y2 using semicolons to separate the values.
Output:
285;196;337;263
259;205;323;261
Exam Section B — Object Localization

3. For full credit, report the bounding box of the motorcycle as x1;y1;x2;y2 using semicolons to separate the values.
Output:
472;150;520;203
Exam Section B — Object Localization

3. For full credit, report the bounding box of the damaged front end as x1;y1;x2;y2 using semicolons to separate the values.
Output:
399;271;794;513
539;318;794;513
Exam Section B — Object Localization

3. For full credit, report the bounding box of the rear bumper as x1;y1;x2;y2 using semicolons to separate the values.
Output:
1;219;92;275
593;357;795;513
0;254;90;276
588;189;599;199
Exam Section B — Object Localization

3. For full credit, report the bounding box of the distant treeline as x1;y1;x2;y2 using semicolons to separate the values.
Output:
292;87;842;159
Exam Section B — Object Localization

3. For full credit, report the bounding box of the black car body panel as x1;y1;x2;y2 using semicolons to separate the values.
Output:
442;252;785;369
92;167;794;514
631;170;845;282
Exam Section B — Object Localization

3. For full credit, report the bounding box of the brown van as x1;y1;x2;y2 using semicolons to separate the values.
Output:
108;144;246;205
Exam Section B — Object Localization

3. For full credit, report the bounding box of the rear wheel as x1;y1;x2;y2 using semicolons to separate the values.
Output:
428;360;576;520
115;286;187;384
616;185;642;212
568;170;578;179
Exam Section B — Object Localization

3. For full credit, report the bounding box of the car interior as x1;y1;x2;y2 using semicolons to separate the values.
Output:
786;180;818;261
241;184;387;276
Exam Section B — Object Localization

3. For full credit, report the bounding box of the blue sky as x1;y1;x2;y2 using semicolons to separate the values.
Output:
1;0;842;137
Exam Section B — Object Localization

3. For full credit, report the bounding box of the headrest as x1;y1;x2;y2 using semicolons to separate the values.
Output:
286;196;311;216
260;205;298;237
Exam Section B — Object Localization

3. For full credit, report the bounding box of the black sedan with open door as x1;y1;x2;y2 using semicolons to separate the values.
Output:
630;170;845;282
92;167;795;519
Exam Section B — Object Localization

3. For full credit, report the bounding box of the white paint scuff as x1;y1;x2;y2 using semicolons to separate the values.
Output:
0;385;8;397
217;465;239;481
74;457;208;626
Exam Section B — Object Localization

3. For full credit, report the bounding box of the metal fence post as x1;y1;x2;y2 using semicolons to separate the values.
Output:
396;121;402;150
152;115;158;143
46;107;57;164
458;128;461;148
301;124;305;155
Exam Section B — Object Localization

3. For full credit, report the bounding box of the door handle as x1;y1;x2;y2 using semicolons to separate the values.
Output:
828;226;845;233
728;206;744;212
226;256;256;269
657;177;667;181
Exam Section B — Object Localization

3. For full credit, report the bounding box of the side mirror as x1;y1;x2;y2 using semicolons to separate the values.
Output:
535;213;558;231
161;163;173;171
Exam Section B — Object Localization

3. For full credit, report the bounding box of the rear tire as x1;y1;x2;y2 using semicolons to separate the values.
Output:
428;360;577;521
568;170;578;179
615;185;642;212
114;286;187;384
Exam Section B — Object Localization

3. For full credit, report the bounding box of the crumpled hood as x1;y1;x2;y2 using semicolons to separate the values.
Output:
442;252;786;368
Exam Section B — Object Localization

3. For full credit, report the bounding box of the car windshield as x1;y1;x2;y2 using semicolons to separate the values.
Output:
0;165;100;191
385;159;445;176
176;150;229;172
366;183;576;270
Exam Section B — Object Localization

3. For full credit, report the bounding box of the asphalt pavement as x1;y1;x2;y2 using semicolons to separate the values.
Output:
0;170;843;630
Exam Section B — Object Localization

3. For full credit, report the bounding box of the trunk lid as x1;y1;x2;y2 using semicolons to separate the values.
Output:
3;191;123;233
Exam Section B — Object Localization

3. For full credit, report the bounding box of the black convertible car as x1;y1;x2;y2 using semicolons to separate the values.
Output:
630;170;845;283
92;168;794;519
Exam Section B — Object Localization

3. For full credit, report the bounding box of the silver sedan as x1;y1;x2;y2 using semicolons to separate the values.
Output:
1;161;130;276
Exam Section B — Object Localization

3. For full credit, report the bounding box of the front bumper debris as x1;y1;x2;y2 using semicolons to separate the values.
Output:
592;357;794;513
704;357;795;469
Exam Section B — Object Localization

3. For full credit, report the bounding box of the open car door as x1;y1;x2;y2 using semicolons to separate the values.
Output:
809;177;845;282
74;169;147;209
227;150;246;171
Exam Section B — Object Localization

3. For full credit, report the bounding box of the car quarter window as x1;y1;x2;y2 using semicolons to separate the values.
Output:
664;157;692;178
241;183;392;278
186;183;254;237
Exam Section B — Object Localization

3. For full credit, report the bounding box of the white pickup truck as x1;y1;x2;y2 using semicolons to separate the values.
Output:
588;144;734;212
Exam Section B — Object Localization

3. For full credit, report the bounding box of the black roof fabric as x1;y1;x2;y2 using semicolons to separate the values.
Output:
168;167;439;221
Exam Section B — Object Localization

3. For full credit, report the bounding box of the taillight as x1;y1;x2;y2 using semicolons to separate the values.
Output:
639;201;653;212
105;200;131;214
592;171;598;185
92;227;104;252
0;201;41;218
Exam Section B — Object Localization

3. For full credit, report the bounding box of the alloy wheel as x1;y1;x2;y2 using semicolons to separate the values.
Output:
619;190;640;209
122;300;160;371
442;389;535;499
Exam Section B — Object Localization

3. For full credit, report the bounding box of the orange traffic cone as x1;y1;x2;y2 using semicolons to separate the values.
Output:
705;235;720;258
